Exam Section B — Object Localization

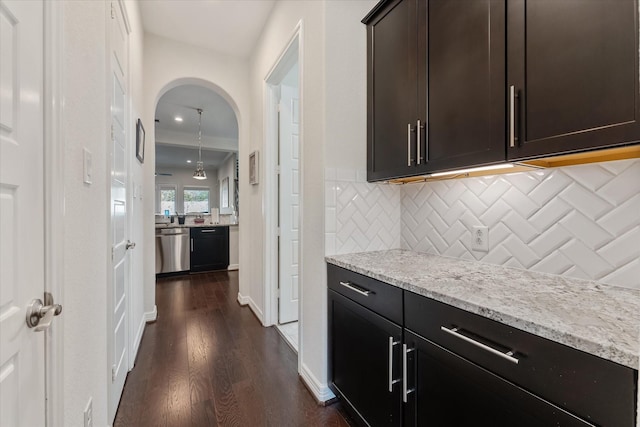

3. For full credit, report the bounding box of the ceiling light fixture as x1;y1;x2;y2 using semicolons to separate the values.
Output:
174;116;183;122
186;160;192;163
428;163;515;178
193;108;207;180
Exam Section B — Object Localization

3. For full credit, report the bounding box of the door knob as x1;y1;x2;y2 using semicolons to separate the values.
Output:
26;293;62;332
126;240;136;250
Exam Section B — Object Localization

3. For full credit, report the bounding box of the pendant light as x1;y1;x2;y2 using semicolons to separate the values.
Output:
193;108;207;180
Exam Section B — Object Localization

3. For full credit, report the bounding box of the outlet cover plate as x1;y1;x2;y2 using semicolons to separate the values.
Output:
472;226;489;252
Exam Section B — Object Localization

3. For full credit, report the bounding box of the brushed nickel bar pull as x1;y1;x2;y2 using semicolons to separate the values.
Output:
402;344;415;403
339;281;371;297
201;229;217;233
509;85;516;148
388;337;401;392
441;326;519;364
190;238;194;252
417;120;421;164
407;123;413;166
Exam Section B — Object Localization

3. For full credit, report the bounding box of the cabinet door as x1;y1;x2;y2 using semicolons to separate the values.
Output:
328;290;402;426
425;0;505;172
366;0;420;181
508;0;640;160
190;228;229;272
403;330;591;427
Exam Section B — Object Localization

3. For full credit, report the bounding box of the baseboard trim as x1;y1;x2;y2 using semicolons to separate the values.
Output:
227;264;239;271
144;305;157;323
237;292;250;305
237;292;264;325
132;315;145;367
299;362;336;403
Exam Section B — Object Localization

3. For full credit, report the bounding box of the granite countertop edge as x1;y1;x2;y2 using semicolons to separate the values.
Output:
326;251;639;370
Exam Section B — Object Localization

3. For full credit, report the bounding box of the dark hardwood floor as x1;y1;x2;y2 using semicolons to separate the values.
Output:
114;271;352;427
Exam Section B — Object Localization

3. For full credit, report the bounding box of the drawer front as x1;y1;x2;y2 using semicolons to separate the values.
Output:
190;226;227;237
404;292;637;426
327;264;403;325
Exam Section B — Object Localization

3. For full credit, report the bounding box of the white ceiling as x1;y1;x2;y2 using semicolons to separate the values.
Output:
139;0;277;58
155;84;238;139
155;84;238;170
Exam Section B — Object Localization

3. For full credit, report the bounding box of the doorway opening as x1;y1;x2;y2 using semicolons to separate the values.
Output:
265;26;302;353
153;83;240;280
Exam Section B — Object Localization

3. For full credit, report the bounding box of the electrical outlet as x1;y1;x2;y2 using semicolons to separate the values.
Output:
471;226;489;252
84;397;93;427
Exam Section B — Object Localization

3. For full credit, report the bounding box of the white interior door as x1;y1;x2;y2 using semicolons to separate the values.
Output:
109;0;129;421
278;77;300;324
0;1;46;425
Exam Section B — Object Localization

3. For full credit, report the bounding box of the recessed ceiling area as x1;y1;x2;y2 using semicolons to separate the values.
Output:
140;0;276;58
155;84;238;171
156;145;231;169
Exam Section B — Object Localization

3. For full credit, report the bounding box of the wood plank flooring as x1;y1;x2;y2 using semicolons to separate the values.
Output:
114;271;352;427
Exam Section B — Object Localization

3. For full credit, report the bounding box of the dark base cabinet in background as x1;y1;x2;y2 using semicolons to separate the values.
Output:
190;227;229;272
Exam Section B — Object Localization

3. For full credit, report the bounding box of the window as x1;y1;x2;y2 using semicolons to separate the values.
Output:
158;186;176;214
184;187;210;213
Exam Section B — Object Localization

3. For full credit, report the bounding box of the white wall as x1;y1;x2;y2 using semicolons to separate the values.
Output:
247;0;379;401
155;166;219;213
62;3;109;424
142;33;251;319
61;1;146;426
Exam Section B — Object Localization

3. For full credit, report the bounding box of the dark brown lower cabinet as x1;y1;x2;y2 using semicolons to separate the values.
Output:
328;290;402;426
327;264;638;427
403;330;590;426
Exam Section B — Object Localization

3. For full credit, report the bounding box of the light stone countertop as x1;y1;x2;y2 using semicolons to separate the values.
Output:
155;223;238;228
326;249;640;370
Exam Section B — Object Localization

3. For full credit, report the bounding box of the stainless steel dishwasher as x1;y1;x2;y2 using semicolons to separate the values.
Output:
155;227;190;274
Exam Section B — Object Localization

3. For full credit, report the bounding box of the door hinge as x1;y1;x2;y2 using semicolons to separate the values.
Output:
110;3;115;19
276;165;281;175
276;288;281;298
110;124;114;141
111;247;114;261
276;227;281;237
111;365;116;382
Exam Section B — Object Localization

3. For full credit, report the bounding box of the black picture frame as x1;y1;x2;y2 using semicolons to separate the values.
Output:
136;118;145;163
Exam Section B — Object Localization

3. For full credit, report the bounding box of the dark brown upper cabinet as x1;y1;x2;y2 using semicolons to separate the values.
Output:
425;0;506;173
507;0;640;160
364;0;424;181
364;0;506;182
364;0;640;181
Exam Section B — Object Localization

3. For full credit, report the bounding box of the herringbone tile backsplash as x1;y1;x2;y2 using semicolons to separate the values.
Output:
325;168;401;256
401;159;640;290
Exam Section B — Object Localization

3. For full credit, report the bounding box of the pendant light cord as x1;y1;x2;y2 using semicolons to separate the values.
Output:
197;108;203;162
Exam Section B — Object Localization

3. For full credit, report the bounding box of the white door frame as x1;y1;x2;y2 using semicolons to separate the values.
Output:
43;1;65;426
263;20;304;345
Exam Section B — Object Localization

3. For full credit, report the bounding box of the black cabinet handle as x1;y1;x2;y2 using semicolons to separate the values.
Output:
441;326;519;364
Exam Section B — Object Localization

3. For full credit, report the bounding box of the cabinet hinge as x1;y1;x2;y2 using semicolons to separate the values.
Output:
110;3;115;19
111;365;116;382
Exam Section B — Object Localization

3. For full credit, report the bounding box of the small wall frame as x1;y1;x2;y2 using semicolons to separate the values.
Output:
249;150;259;185
136;118;145;163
